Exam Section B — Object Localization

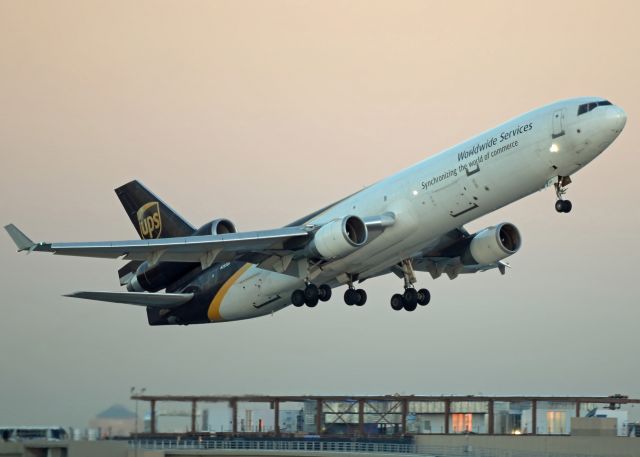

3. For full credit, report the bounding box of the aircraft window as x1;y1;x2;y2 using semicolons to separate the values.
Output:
577;100;612;116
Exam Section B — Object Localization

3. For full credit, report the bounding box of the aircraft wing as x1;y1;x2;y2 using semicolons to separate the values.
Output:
363;226;507;283
409;227;509;279
4;223;311;266
412;256;509;279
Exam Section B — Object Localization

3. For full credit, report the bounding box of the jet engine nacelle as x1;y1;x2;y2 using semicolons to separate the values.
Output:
127;219;237;292
193;218;237;236
307;215;368;260
127;260;193;293
463;222;522;265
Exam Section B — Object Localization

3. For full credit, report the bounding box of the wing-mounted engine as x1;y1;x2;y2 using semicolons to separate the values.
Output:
307;215;368;260
410;223;521;281
462;222;521;265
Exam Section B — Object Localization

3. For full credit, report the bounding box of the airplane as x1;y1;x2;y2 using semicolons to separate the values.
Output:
5;97;626;325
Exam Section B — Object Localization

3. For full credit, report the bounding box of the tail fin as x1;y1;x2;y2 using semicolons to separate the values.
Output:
115;180;195;239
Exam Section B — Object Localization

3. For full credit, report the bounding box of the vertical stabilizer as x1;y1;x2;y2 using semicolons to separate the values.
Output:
115;180;195;239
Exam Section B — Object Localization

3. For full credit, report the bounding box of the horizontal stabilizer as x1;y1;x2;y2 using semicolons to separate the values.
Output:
4;224;36;251
64;291;193;308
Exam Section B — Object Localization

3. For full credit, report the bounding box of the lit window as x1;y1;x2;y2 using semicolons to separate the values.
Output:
451;413;473;433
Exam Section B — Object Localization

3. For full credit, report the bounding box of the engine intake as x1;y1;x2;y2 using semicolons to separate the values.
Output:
193;218;236;236
308;215;368;260
464;222;522;265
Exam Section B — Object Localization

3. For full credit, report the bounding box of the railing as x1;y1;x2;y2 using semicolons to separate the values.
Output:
128;439;617;457
130;439;418;454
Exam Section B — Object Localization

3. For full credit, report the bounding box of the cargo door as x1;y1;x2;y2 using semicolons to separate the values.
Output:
552;109;565;138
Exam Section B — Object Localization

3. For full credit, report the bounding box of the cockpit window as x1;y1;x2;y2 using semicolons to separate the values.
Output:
577;100;612;115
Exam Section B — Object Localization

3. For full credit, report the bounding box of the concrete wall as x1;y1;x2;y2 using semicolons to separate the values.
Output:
416;434;640;457
0;441;21;457
570;417;617;437
0;440;128;457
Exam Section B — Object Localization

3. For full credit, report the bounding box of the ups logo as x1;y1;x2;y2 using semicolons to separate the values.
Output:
137;202;162;239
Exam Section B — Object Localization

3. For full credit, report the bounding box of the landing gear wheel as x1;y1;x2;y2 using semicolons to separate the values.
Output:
304;284;319;307
403;299;417;311
344;288;358;306
304;283;318;301
555;200;564;213
555;199;572;213
354;289;367;306
403;288;418;307
318;284;332;302
291;289;305;307
417;288;431;306
390;294;404;311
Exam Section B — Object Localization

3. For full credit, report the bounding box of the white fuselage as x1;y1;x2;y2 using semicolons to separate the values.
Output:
216;97;626;322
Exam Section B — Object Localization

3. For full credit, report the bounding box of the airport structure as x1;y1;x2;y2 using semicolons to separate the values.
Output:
2;394;639;457
130;393;639;437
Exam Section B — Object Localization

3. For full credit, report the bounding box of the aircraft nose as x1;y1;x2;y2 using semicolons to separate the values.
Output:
606;105;627;133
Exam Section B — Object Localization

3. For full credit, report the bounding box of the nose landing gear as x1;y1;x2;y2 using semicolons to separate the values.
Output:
554;176;572;213
390;259;431;312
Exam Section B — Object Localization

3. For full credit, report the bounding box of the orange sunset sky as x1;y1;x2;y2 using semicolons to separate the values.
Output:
1;1;639;426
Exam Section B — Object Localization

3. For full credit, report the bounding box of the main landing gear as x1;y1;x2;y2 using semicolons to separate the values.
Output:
390;259;431;312
344;287;367;306
554;176;572;213
291;283;332;308
291;259;433;312
390;289;430;311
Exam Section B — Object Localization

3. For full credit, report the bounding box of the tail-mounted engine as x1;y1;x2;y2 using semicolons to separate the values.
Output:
192;218;236;236
126;218;237;292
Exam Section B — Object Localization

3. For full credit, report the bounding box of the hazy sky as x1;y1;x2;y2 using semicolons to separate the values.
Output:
1;1;639;428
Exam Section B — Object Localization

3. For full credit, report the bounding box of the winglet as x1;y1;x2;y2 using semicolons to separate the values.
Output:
4;224;37;252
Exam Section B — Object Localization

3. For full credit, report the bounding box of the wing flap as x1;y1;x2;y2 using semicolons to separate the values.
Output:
64;291;194;308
